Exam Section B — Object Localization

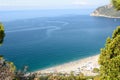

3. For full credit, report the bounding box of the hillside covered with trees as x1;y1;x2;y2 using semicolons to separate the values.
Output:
91;4;120;18
91;0;120;18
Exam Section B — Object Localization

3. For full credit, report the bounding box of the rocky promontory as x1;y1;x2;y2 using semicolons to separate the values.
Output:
91;4;120;18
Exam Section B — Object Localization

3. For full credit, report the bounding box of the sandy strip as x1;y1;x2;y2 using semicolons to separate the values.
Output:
35;54;100;76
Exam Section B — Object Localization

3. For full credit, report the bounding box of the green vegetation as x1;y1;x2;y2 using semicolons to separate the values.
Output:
0;1;120;79
92;0;120;18
92;68;99;73
99;26;120;80
0;56;16;80
98;2;120;79
32;73;99;80
112;0;120;10
0;22;5;44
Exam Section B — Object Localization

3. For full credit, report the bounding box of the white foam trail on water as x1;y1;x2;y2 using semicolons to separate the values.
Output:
47;26;61;37
5;21;69;38
46;21;69;26
45;21;69;37
6;26;55;33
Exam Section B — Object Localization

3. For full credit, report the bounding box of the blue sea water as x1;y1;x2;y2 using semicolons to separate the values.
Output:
0;15;120;72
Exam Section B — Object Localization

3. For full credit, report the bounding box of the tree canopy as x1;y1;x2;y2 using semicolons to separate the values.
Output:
0;23;5;44
99;1;120;79
112;0;120;10
99;26;120;80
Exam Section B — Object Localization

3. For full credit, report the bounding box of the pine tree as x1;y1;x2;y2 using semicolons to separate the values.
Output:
112;0;120;10
0;23;5;44
99;26;120;80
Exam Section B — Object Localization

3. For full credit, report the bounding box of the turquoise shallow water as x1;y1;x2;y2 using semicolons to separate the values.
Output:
0;15;120;72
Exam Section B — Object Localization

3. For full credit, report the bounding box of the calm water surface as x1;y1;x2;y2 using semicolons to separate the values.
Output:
0;15;120;71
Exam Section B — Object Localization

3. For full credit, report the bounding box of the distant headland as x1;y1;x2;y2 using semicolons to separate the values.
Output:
90;4;120;18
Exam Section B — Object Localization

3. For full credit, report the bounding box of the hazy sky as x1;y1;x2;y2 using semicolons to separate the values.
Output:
0;0;110;10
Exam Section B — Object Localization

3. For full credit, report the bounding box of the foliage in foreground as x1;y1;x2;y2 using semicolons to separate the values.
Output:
0;22;5;44
99;26;120;80
112;0;120;10
29;73;100;80
0;56;16;80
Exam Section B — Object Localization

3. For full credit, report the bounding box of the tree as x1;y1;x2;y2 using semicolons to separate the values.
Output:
0;23;5;44
112;0;120;10
99;26;120;80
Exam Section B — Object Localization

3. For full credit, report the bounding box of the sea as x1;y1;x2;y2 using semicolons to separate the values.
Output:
0;10;120;72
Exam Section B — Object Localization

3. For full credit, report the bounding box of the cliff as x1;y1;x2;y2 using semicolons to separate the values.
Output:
91;4;120;18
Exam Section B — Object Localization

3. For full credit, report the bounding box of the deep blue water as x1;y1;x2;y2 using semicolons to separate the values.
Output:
0;9;93;21
0;15;120;72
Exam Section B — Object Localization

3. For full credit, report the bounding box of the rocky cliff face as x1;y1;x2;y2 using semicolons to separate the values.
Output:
91;4;120;18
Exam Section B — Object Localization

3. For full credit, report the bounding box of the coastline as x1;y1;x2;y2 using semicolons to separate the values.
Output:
90;14;120;19
34;54;100;76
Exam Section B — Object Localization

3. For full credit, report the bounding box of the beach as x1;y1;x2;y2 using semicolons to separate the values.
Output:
35;54;100;76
